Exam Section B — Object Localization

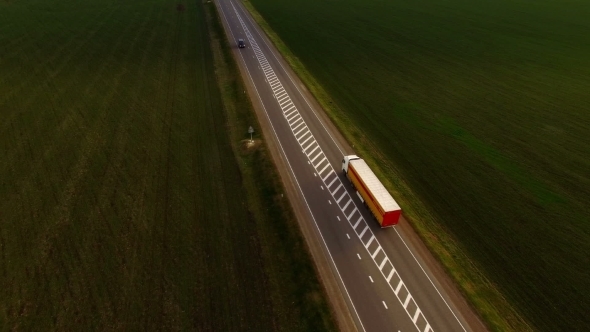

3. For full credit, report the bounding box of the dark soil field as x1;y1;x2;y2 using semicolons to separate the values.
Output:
245;0;590;331
0;0;334;330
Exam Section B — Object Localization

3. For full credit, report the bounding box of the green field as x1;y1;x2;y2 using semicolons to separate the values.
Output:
0;0;334;330
245;0;590;330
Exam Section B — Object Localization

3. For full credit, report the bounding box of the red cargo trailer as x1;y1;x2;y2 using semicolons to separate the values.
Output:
342;155;401;227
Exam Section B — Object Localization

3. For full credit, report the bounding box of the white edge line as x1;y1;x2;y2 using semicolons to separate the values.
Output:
393;227;467;331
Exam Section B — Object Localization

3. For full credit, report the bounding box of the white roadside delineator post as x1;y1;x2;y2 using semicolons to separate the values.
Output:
248;126;254;142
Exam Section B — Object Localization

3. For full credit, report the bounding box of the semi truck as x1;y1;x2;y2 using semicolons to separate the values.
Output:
341;155;401;227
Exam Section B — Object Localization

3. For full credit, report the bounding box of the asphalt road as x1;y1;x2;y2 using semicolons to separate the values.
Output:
214;1;484;331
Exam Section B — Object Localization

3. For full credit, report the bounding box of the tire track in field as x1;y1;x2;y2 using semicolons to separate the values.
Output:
96;1;164;255
190;7;220;329
123;3;170;238
152;7;183;324
71;12;156;318
86;3;160;306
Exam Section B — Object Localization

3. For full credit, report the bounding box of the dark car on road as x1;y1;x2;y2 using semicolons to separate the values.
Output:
238;39;245;48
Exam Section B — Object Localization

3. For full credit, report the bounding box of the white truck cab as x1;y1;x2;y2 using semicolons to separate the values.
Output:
341;155;360;173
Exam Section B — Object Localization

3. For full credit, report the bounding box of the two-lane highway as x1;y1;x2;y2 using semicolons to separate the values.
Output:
214;1;484;331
